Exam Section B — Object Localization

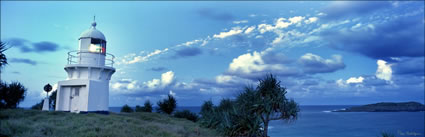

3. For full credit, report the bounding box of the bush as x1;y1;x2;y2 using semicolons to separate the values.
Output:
136;100;153;112
120;104;134;113
135;105;143;112
209;98;262;136
199;100;218;128
0;81;27;109
174;110;199;122
142;100;153;112
157;94;176;114
30;90;56;110
31;100;43;110
380;132;396;137
49;90;57;109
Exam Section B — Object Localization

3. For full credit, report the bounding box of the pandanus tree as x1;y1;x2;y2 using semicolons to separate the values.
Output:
239;74;299;137
0;42;9;81
199;74;299;137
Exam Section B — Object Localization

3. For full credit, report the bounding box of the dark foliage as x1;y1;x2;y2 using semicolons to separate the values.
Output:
30;90;56;110
120;104;134;113
136;100;153;112
31;100;43;110
380;132;396;137
49;90;57;109
0;42;8;68
157;94;177;115
0;81;27;109
135;105;143;112
199;100;219;128
142;100;153;112
174;110;199;122
199;74;299;137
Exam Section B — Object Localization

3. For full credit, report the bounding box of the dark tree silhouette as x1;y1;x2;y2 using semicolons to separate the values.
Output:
31;100;43;110
157;94;176;114
142;100;153;112
199;74;299;137
0;42;9;81
136;100;153;112
247;74;299;137
174;110;199;122
49;90;57;109
0;81;27;109
120;104;134;113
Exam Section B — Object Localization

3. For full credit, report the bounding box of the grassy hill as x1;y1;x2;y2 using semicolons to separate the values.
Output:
0;109;218;137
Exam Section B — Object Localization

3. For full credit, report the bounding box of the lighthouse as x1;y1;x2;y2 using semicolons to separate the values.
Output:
55;18;115;113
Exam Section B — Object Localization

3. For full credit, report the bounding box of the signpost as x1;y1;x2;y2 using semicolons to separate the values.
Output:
42;83;52;111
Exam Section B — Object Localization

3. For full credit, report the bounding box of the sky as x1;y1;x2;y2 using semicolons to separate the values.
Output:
1;1;424;107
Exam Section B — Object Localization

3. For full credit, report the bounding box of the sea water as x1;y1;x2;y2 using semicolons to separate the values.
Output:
109;106;425;137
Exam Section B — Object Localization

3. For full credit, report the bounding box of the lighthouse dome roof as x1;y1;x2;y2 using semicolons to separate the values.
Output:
79;21;106;41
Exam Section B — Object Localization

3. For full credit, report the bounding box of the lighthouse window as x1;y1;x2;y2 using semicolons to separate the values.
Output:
89;38;106;54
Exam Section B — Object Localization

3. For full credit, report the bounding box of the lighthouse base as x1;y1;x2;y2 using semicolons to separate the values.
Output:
55;79;110;113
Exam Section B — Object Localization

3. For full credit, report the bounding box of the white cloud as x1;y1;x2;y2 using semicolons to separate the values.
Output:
376;60;392;81
299;53;345;74
317;12;326;16
258;23;275;34
228;51;291;75
304;17;318;24
111;79;140;93
275;18;292;29
249;14;257;17
233;20;248;24
300;53;343;65
244;26;256;34
161;71;175;86
272;31;285;45
229;51;265;73
112;82;123;90
213;27;243;39
120;48;169;64
257;16;306;34
351;23;362;31
336;79;347;87
52;83;58;91
177;39;202;47
215;74;238;84
288;16;305;24
169;90;176;96
145;79;160;89
346;76;364;84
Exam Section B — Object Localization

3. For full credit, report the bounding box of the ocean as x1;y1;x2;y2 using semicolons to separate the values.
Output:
109;105;425;137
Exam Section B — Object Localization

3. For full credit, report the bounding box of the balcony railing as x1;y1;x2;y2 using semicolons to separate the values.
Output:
67;50;115;67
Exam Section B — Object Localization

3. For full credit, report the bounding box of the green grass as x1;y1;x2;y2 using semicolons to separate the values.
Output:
0;109;219;137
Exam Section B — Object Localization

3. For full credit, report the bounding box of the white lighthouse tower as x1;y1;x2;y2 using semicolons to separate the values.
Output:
56;18;115;114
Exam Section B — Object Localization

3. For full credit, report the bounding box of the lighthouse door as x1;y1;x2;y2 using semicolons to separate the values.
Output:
70;87;80;113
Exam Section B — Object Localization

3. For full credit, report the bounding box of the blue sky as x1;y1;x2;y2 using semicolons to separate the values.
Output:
1;1;424;107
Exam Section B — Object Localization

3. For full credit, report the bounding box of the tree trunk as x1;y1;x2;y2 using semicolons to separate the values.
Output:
263;121;269;137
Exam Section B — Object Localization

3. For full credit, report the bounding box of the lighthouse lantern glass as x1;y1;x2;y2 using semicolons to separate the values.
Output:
89;38;106;54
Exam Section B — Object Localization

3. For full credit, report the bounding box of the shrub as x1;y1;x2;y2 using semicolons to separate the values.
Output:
135;105;143;112
174;110;199;122
157;94;176;114
120;104;134;113
49;90;57;109
380;132;396;137
0;81;27;109
142;100;153;112
199;100;218;128
31;100;43;110
135;100;152;113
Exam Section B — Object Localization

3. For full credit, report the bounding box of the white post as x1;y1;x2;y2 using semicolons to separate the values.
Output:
42;98;49;111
